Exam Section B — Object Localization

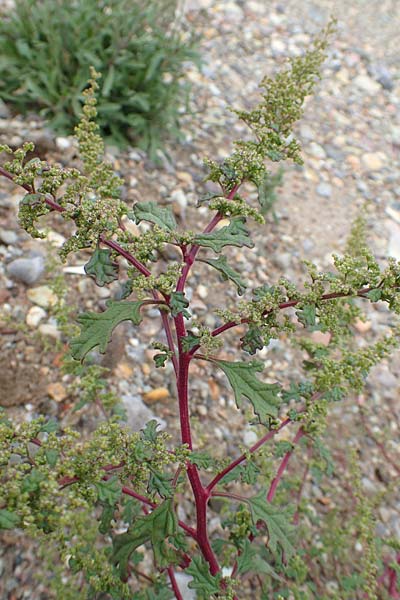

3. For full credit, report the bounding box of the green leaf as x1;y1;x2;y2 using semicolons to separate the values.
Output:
96;475;121;506
240;323;264;354
215;359;281;423
366;289;382;302
202;255;247;296
84;246;118;287
248;490;296;559
181;332;201;352
188;451;216;469
20;193;43;207
148;471;173;499
257;169;283;215
22;468;45;493
44;448;59;467
39;418;59;433
111;499;178;578
111;520;151;579
169;292;190;319
70;300;144;361
0;509;20;529
194;217;254;253
237;539;282;580
295;304;316;327
153;353;169;368
99;503;115;534
274;441;294;458
141;419;161;443
131;201;177;231
186;556;222;598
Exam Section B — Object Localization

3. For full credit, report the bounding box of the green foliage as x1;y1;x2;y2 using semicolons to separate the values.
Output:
70;300;145;361
214;359;282;424
0;0;199;156
248;491;296;559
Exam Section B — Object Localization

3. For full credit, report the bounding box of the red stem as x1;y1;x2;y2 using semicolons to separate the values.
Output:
206;417;292;493
206;287;379;344
167;567;184;600
267;427;305;502
176;183;240;292
175;348;220;575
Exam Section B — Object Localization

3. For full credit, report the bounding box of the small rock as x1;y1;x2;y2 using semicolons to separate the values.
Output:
354;75;380;94
170;189;187;208
361;152;386;171
27;285;58;308
26;306;47;327
309;142;326;159
299;123;314;140
0;99;10;119
311;331;331;346
143;387;170;404
273;252;292;270
316;182;332;198
271;38;286;56
38;323;60;338
387;220;400;260
46;382;68;402
47;231;66;247
243;429;258;446
55;136;72;150
7;256;45;285
0;229;18;245
173;573;196;600
197;284;208;299
354;318;372;333
121;394;166;431
367;63;394;91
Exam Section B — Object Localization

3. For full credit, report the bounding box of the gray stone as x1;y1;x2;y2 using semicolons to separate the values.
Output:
354;75;380;94
367;63;394;91
7;255;45;285
0;99;10;119
121;394;166;432
0;228;18;245
273;252;292;270
316;182;332;198
173;573;196;600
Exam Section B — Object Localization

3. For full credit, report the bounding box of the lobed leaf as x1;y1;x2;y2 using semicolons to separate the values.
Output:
84;246;119;287
202;255;247;296
194;217;254;253
248;490;296;559
131;201;177;231
70;300;145;361
215;359;282;423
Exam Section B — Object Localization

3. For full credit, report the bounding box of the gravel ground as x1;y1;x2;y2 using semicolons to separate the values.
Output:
0;0;399;598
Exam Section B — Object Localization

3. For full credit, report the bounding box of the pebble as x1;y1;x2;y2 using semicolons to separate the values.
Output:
173;573;196;600
316;182;332;198
0;99;10;119
367;62;394;91
143;387;170;404
46;231;66;247
197;284;208;299
55;136;72;150
354;75;381;94
38;323;60;338
273;252;292;270
7;256;45;285
0;228;18;245
26;306;47;327
309;142;326;159
121;394;166;431
361;152;385;171
27;285;58;308
46;382;68;402
354;318;372;333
